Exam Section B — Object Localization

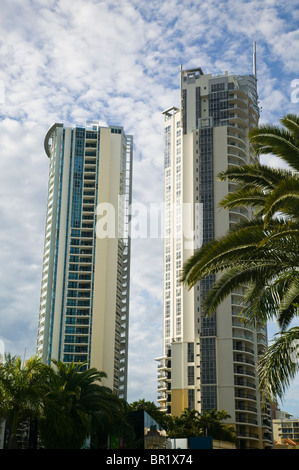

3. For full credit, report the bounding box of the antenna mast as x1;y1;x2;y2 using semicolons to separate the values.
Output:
253;41;257;77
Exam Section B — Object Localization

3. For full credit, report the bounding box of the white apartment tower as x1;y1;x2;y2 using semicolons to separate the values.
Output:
157;67;273;449
37;121;133;399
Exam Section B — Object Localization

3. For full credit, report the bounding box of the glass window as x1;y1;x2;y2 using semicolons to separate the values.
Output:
188;366;194;385
188;342;194;362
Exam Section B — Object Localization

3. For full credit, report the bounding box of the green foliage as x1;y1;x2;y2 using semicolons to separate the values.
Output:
0;354;47;447
38;359;126;449
0;356;131;449
166;408;236;443
129;399;170;430
0;354;237;449
127;401;236;445
258;327;299;403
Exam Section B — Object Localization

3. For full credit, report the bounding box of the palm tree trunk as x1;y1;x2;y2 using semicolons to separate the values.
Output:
8;412;19;449
8;434;18;449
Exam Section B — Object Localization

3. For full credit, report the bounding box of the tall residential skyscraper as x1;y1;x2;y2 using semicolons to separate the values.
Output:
37;121;133;399
157;67;273;448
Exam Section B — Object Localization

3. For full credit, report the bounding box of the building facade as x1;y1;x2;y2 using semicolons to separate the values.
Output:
37;121;133;399
273;417;299;445
157;68;273;448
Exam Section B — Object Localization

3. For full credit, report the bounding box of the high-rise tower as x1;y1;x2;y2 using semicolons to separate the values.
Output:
37;121;133;399
157;68;273;448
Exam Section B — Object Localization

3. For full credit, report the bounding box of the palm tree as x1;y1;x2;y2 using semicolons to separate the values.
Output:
166;408;236;443
90;398;135;449
39;360;124;449
198;409;236;443
181;114;299;402
0;354;46;448
129;399;169;430
167;409;203;439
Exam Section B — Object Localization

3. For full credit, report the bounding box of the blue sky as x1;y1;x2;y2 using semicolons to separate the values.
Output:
0;0;299;415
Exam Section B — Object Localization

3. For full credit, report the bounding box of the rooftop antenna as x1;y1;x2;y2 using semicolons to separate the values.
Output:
180;64;183;129
253;41;257;78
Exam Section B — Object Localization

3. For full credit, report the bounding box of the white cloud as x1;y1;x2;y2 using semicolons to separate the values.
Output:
0;0;298;414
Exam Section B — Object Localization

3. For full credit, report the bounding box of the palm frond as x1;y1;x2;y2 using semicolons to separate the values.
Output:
243;272;299;328
181;222;267;288
218;163;292;190
202;263;277;316
249;123;299;172
280;114;299;145
218;187;266;211
263;177;299;223
258;327;299;402
278;276;299;330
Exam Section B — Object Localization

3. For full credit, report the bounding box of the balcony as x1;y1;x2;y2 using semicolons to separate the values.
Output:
85;132;97;140
237;430;259;441
228;95;248;110
228;138;247;153
234;377;256;390
229;210;249;227
233;342;255;356
233;331;254;345
228;154;247;167
228;113;248;127
234;366;255;379
228;102;249;117
236;414;258;426
233;354;255;366
235;390;257;402
85;142;97;148
83;173;96;181
227;122;246;135
83;182;95;189
157;383;167;393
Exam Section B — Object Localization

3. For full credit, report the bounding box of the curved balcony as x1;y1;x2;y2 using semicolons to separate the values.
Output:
235;389;257;402
227;143;247;160
228;92;248;104
157;392;167;403
257;326;267;339
233;340;255;356
228;112;248;128
227;129;247;146
230;207;249;218
228;154;247;167
227;123;246;136
231;290;248;307
235;402;258;414
228;103;249;118
249;105;259;124
232;317;255;334
237;430;259;442
233;353;255;367
234;366;256;380
157;382;167;393
157;371;167;382
236;414;258;427
234;376;256;390
157;357;171;371
229;209;249;228
233;330;254;345
228;88;249;105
